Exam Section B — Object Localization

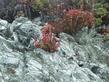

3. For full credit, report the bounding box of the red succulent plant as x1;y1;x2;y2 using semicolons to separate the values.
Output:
48;9;95;34
34;23;60;52
66;9;94;27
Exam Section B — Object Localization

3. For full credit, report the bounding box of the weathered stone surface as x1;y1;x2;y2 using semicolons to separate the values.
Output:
0;17;109;82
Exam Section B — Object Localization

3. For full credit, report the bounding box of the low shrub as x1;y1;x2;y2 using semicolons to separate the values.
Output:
48;9;94;35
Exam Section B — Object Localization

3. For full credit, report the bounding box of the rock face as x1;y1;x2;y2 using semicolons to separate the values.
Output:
0;17;109;82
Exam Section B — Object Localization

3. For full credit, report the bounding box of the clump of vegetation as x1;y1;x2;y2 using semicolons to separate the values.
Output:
48;9;94;35
94;3;108;26
65;9;94;30
31;0;48;10
34;23;60;52
104;34;109;42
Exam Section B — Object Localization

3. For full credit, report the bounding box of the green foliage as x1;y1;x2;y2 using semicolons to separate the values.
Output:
95;18;102;27
94;3;108;26
94;3;108;16
31;0;48;10
104;34;109;42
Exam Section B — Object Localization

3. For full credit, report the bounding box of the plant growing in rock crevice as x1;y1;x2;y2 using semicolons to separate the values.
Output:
34;23;60;52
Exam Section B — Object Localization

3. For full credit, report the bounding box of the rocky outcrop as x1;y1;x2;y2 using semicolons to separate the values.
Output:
0;17;109;82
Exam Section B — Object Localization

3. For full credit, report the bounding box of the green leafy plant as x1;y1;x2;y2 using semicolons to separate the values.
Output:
94;3;108;26
31;0;48;10
104;34;109;42
95;18;102;26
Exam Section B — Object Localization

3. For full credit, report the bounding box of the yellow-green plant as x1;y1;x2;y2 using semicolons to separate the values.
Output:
95;18;102;26
31;0;48;10
94;3;108;26
104;34;109;42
